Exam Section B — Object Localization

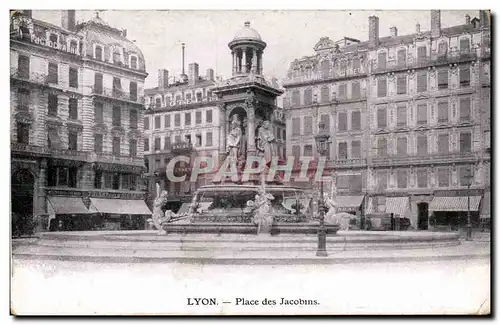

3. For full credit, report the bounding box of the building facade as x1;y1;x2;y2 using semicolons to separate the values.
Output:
283;10;491;229
10;10;150;232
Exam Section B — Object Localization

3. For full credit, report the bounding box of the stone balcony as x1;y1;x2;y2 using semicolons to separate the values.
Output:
90;86;144;106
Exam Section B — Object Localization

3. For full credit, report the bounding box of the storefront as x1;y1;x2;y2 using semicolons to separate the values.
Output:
90;198;152;230
47;196;97;231
429;195;482;230
480;191;490;230
335;195;365;229
365;196;412;230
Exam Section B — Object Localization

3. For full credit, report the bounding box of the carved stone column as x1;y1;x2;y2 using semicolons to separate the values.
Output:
218;103;227;165
242;47;247;73
259;51;263;74
246;105;256;155
252;48;257;74
232;51;236;76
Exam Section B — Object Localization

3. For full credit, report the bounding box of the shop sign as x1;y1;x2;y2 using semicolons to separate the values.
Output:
29;35;78;54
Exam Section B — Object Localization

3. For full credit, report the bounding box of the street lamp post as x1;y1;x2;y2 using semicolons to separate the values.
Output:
465;168;474;241
314;120;330;257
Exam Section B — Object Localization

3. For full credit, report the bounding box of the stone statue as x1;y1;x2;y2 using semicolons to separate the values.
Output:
324;194;337;225
256;120;276;164
251;185;275;235
227;114;242;159
147;184;177;235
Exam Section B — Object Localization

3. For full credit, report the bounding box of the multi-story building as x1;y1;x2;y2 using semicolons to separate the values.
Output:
283;10;491;230
10;10;150;232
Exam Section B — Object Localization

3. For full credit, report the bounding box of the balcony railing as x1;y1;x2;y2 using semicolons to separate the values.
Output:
10;68;49;86
370;152;481;167
11;142;89;160
91;86;144;104
329;158;367;168
147;96;219;110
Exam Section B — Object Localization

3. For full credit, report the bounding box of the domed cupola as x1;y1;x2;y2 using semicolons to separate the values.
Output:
228;22;266;77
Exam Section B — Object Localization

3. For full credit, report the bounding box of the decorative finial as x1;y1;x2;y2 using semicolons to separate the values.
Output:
244;21;250;27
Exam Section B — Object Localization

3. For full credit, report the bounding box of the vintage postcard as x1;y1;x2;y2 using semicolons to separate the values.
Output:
9;8;491;316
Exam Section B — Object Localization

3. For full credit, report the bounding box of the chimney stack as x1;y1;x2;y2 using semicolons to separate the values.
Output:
158;69;169;90
390;26;398;37
61;10;76;31
188;63;199;86
368;16;379;48
479;10;490;28
416;23;421;33
206;69;214;81
431;10;441;38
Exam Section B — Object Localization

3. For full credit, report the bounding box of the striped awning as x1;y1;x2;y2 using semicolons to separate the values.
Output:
480;192;490;219
429;196;481;212
90;198;152;215
365;196;411;217
48;197;95;215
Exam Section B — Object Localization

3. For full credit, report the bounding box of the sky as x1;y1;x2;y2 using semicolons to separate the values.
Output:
32;10;479;89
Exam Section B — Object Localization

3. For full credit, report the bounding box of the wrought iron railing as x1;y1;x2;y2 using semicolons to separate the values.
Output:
91;86;144;104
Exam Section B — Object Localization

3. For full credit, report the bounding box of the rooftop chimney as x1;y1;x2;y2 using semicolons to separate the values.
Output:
206;69;214;81
188;63;199;86
368;16;379;48
158;69;169;90
416;23;421;34
479;10;490;28
61;10;76;31
180;43;188;82
431;10;441;38
390;26;398;37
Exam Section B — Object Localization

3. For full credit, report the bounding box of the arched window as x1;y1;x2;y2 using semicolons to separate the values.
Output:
69;41;78;54
320;60;330;79
113;50;122;65
438;42;448;57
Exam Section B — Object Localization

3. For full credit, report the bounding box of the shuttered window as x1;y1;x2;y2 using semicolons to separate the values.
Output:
460;132;472;152
397;170;407;188
338;142;348;159
292;90;300;107
377;77;387;97
378;52;387;69
377;107;387;128
48;62;58;84
320;86;329;103
438;101;448;123
459;98;471;121
303;116;313;135
94;102;103;124
417;72;427;92
438;134;449;154
438;69;448;89
304;88;313;105
351;82;360;99
417;135;428;156
351;140;361;158
397;137;407;156
351;111;361;130
338;112;348;131
397;105;407;126
417;104;427;125
397;76;406;94
69;67;78;88
292;117;301;136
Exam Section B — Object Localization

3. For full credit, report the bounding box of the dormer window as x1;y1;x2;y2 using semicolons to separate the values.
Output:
130;55;138;69
94;45;103;61
69;40;78;54
49;33;58;45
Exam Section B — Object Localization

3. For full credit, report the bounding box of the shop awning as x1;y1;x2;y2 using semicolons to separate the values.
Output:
336;195;365;212
480;192;490;219
90;198;152;215
48;196;95;215
365;196;410;217
429;196;481;212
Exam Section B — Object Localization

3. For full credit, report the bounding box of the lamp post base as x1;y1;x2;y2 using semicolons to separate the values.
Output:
466;224;472;241
316;226;327;257
316;250;328;257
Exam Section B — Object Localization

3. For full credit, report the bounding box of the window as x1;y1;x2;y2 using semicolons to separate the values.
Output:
377;170;388;190
144;117;149;130
397;105;407;126
438;168;450;187
130;110;138;129
94;134;103;153
459;38;470;52
154;137;161;151
460;132;472;153
94;170;102;189
292;117;301;136
351;82;360;99
460;66;470;87
185;134;192;145
112;77;122;93
154;116;161;129
174;135;181;143
113;50;121;64
303;116;313;135
338;84;347;99
48;62;58;84
112;173;120;190
459;167;473;186
292;145;300;162
112;106;121;126
320;114;330;132
438;42;447;56
18;55;30;79
417;72;427;92
196;111;202;124
377;77;387;97
94;102;103;124
48;94;58;116
68;130;78;151
175;94;181;103
69;67;78;88
94;73;103;94
417;104;427;125
352;57;360;70
112;137;121;156
339;60;347;73
320;60;330;78
397;137;407;156
351;140;361;158
397;49;406;65
292;90;300;107
397;76;407;94
377;138;387;157
338;142;348;159
47;127;60;149
182;112;191;126
438;134;449;154
17;88;30;110
459;98;471;122
377;107;387;128
69;98;78;120
338;112;348;131
130;56;138;69
438;101;448;123
417;170;427;188
95;45;103;61
303;145;313;157
378;52;387;69
351;111;361;130
417;46;427;62
417;135;428;156
320;86;329;103
130;82;137;101
304;88;313;105
282;130;286;141
206;132;213;146
144;138;150;151
206;110;213;123
162;136;170;150
69;41;77;54
336;175;349;190
438;69;448;89
155;98;161;108
397;170;407;188
16;122;29;144
196;134;202;147
163;115;170;128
